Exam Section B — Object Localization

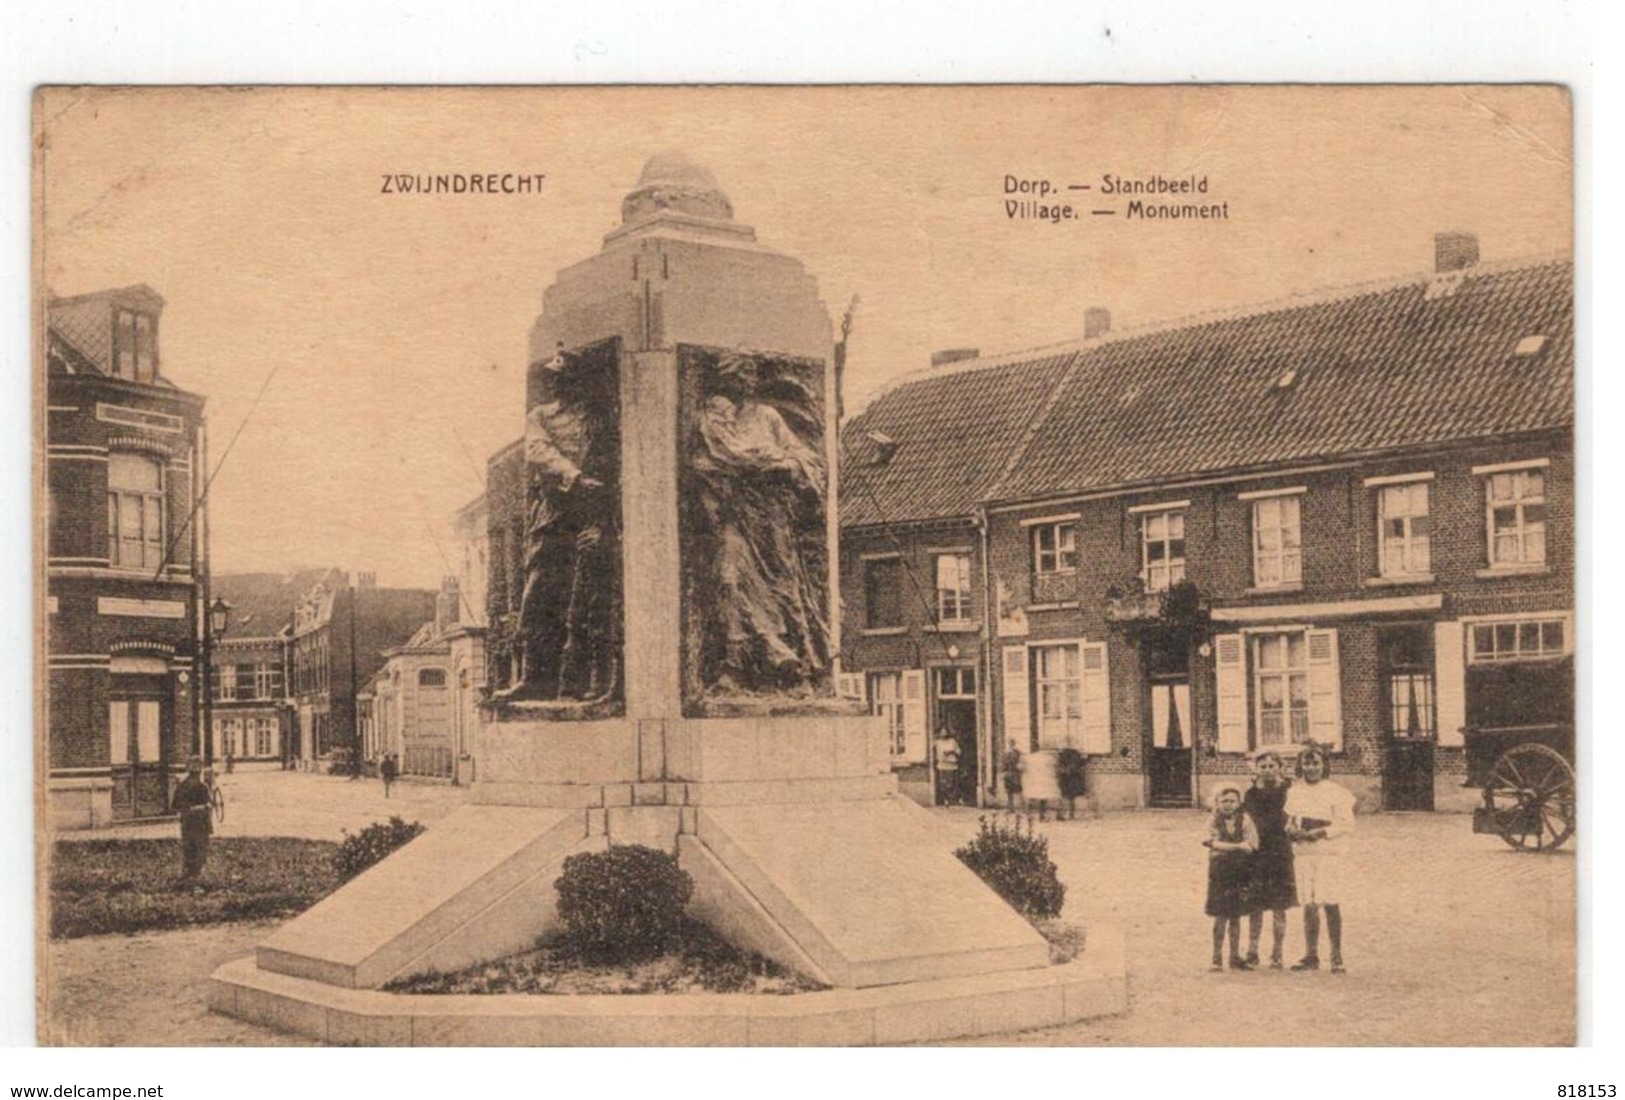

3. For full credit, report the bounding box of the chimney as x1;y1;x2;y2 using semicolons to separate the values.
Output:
1084;307;1112;339
931;347;980;368
434;576;460;634
1434;232;1479;274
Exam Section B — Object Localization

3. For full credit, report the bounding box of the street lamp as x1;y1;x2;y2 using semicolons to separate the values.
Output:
202;597;231;766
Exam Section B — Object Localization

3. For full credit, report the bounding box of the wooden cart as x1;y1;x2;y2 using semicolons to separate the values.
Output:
1469;725;1576;852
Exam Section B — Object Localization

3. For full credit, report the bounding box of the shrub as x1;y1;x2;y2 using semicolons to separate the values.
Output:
334;816;426;882
955;814;1066;921
554;845;694;962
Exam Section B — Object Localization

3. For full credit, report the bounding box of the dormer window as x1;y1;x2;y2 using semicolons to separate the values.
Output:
114;308;157;382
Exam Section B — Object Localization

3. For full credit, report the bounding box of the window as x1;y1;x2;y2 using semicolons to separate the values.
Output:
418;668;448;689
215;664;237;701
863;557;904;629
1486;469;1546;567
107;452;164;569
1388;673;1436;738
1378;482;1432;577
935;553;974;623
234;664;257;700
255;661;282;700
1250;495;1302;588
869;672;907;756
1141;509;1187;592
935;667;976;698
114;308;157;382
1254;632;1310;747
1470;617;1569;663
253;717;274;757
1032;522;1077;576
1033;644;1083;748
217;717;241;759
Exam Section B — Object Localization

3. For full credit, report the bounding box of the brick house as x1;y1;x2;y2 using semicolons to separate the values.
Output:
45;285;209;828
287;570;436;771
840;239;1573;812
208;570;333;767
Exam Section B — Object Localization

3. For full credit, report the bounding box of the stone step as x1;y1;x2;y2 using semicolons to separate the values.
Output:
692;798;1050;988
257;805;588;989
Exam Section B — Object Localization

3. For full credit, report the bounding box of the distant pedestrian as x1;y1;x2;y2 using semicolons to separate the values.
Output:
1242;750;1296;968
1203;780;1259;971
1056;747;1086;821
1024;749;1061;821
172;758;214;885
380;751;399;799
933;728;961;806
1285;742;1355;974
224;748;235;774
1001;739;1024;811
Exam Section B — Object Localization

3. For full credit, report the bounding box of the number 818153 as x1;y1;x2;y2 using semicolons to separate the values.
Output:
1559;1087;1616;1097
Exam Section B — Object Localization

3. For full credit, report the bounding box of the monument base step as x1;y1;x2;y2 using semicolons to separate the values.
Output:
208;923;1126;1045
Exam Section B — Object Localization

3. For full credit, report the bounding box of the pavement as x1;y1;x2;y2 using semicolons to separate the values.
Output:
41;771;1577;1045
55;764;472;843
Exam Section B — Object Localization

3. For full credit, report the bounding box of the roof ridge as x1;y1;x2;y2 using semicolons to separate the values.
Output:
849;251;1572;416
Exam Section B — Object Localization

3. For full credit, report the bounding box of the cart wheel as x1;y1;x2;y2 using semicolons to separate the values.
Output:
1484;743;1575;852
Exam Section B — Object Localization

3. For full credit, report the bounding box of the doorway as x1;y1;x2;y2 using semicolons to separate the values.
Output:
1381;625;1436;811
109;676;168;820
933;667;977;806
1148;677;1193;807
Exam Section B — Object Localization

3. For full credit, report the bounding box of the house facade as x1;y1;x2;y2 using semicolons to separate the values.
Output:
364;577;485;783
208;571;326;767
840;239;1573;812
45;285;208;829
287;570;436;771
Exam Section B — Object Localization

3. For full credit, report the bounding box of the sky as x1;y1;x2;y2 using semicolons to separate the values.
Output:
37;85;1572;588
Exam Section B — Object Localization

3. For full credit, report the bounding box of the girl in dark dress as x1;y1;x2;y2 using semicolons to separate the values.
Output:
1203;782;1259;971
1242;750;1298;968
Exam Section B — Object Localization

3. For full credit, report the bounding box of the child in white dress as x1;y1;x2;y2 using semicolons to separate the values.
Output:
1283;742;1355;973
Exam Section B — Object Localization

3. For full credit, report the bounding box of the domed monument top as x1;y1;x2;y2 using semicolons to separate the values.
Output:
620;152;736;226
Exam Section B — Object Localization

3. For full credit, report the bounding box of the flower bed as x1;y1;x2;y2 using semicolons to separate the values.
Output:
386;918;825;996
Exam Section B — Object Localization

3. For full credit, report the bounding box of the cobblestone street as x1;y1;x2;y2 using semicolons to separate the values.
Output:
42;772;1575;1045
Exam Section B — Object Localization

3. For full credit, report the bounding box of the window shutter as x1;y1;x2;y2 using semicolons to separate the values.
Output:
109;702;130;765
1081;642;1111;755
1002;645;1031;751
1306;628;1342;749
1434;620;1467;747
902;669;927;763
1215;633;1248;753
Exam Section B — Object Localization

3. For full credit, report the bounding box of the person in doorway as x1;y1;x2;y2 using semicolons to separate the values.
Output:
1202;781;1259;971
933;727;961;806
1284;742;1356;973
1242;750;1296;968
380;751;399;799
172;758;214;886
1001;739;1024;811
1056;747;1086;821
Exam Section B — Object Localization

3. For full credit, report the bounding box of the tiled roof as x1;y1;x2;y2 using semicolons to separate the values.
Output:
213;569;333;639
839;352;1075;526
840;258;1573;525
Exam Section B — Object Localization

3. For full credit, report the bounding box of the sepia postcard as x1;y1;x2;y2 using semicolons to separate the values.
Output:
33;85;1576;1047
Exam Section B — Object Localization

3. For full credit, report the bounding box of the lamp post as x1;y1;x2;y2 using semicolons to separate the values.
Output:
203;596;231;766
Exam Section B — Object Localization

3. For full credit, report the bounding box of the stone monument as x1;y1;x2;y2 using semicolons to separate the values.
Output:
210;157;1124;1041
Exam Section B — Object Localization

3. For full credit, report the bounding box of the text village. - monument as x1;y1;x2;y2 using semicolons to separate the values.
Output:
210;155;1124;1044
